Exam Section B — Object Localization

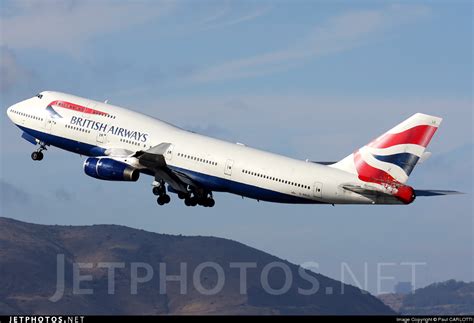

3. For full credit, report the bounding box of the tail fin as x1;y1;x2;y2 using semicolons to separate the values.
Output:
331;113;442;184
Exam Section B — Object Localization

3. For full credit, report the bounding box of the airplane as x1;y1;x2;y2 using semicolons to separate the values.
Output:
6;91;461;207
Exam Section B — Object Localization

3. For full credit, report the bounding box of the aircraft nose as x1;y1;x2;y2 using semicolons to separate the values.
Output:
6;102;20;122
6;105;13;120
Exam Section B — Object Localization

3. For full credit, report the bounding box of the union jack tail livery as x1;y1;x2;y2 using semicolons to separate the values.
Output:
332;113;442;185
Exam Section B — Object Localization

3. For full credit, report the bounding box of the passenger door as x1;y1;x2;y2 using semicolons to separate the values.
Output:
43;116;54;133
165;144;174;161
224;159;234;176
313;182;323;198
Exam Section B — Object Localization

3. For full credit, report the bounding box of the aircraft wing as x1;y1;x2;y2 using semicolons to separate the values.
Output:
134;142;169;168
133;143;195;193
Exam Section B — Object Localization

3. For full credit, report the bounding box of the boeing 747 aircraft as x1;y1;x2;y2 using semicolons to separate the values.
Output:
6;91;460;207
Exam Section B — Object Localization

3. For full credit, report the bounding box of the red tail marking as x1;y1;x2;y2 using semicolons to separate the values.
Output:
368;125;437;149
354;151;415;204
354;150;396;183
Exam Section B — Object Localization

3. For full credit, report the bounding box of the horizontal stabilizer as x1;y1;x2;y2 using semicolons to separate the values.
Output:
342;184;391;197
414;189;464;196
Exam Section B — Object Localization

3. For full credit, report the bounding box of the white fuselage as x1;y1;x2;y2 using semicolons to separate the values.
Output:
6;91;401;205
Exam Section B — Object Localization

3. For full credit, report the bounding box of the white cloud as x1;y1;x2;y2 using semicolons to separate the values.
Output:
202;5;272;29
0;0;176;55
188;4;431;83
199;2;232;25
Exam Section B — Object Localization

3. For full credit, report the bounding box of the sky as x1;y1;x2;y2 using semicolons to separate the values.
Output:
0;0;472;295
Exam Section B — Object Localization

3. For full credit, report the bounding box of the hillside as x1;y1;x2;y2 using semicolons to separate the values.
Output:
379;280;474;315
0;217;393;315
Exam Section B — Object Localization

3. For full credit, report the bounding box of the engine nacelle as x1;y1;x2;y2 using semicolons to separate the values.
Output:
84;157;140;181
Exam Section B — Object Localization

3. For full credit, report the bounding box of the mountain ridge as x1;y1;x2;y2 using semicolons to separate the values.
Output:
0;216;393;315
378;280;474;315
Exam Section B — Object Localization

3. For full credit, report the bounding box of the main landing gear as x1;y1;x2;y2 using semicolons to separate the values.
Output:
152;181;171;206
152;181;215;207
184;191;215;208
31;142;47;161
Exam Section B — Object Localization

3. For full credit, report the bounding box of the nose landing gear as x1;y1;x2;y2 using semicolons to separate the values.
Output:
31;142;47;161
31;151;43;161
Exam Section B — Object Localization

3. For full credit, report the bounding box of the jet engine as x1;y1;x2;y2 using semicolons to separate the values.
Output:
84;157;139;181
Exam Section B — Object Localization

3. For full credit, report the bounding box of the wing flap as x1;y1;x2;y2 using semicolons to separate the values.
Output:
135;142;196;193
135;142;171;169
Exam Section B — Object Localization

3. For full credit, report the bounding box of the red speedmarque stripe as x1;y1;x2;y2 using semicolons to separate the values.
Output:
368;125;437;149
49;100;109;116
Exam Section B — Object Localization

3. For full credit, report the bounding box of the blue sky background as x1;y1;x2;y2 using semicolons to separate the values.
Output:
0;0;472;294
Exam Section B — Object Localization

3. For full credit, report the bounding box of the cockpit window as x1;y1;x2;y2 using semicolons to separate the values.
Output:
36;93;43;99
